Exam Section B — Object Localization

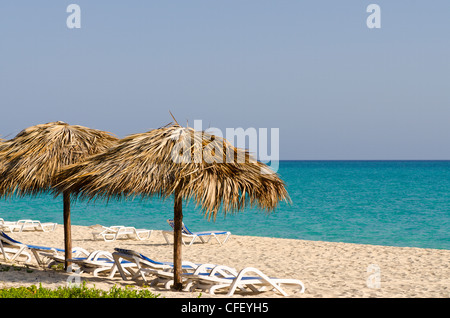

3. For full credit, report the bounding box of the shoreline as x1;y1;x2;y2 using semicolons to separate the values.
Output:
1;224;449;298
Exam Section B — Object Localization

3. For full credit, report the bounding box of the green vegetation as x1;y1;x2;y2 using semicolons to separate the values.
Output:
0;264;160;298
0;281;160;298
0;264;33;273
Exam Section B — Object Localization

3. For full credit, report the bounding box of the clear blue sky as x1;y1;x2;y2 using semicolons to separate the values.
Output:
1;1;449;160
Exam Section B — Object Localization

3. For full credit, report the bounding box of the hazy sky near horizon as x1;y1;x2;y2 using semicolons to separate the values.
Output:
0;1;449;160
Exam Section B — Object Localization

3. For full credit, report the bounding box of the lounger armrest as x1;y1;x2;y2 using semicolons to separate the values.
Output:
72;247;90;258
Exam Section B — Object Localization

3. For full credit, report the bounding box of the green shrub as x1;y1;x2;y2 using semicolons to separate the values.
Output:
0;281;160;298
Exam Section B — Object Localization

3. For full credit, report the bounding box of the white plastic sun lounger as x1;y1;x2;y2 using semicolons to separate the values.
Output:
112;248;232;288
150;263;238;290
162;219;231;246
66;250;137;278
112;248;208;285
17;220;57;232
0;219;57;232
186;266;305;296
0;218;23;232
40;249;110;269
0;231;89;266
92;226;152;242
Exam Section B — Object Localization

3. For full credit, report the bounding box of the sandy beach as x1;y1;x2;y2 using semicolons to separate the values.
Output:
0;224;449;298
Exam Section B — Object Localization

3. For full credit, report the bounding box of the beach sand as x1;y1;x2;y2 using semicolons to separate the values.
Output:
0;224;449;298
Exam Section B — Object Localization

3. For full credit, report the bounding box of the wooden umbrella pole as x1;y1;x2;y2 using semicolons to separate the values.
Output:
173;187;183;290
63;191;72;271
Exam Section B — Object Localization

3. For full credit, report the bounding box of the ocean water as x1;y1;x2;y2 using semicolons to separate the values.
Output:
0;161;449;250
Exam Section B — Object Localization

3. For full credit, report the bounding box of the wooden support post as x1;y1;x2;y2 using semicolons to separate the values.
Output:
173;188;183;290
63;191;72;271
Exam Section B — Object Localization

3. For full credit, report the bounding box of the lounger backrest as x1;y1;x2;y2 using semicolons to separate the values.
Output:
0;231;22;246
0;231;61;251
138;253;164;265
114;248;164;265
167;219;193;235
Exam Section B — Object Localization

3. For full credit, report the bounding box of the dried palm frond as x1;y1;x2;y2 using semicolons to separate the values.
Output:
0;121;119;198
0;138;8;176
54;122;290;220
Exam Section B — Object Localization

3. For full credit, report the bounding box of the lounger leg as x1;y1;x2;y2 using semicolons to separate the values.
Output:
162;231;170;244
227;280;241;296
128;256;149;283
0;244;9;261
137;268;150;283
134;233;142;240
113;254;131;280
135;230;151;241
13;247;28;262
210;284;230;295
30;249;44;266
164;280;174;289
211;234;222;245
184;280;195;292
214;233;231;245
143;231;151;240
108;264;118;278
222;233;231;244
244;284;263;293
187;235;198;246
227;268;289;297
102;234;116;242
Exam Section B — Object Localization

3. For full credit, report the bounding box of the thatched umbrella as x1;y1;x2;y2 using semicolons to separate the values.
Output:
53;120;290;289
0;121;118;268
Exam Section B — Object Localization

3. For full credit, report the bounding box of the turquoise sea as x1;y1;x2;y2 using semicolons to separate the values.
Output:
0;161;449;250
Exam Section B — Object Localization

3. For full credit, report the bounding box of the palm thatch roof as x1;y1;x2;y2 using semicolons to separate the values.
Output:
0;138;8;174
54;123;290;220
0;139;7;178
0;121;119;198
